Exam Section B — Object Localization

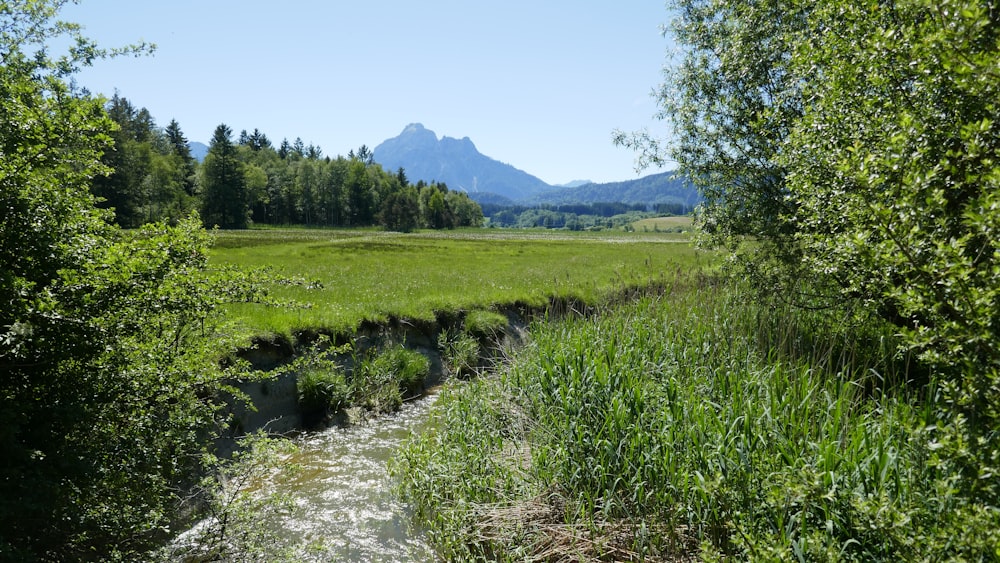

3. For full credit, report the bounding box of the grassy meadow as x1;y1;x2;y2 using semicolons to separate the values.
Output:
209;227;703;340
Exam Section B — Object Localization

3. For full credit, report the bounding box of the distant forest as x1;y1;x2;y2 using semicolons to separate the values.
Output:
93;95;483;232
481;201;689;230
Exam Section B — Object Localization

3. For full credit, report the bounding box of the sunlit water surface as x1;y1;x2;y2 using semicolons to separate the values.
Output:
265;395;439;561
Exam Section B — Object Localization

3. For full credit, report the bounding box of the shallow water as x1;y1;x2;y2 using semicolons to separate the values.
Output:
264;395;439;561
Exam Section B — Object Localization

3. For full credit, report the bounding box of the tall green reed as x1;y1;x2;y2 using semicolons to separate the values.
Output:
394;275;984;560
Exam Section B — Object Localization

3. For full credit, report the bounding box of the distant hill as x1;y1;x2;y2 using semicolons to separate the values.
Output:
469;192;518;207
373;123;552;201
554;180;592;188
527;171;702;209
188;141;208;162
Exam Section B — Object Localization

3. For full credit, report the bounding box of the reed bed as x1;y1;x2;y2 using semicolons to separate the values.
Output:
393;275;997;560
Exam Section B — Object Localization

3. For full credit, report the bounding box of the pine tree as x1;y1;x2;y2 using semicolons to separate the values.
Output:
92;95;154;227
201;124;248;228
165;119;198;196
248;128;271;151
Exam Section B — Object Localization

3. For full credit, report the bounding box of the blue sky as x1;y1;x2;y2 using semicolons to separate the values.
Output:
62;1;676;185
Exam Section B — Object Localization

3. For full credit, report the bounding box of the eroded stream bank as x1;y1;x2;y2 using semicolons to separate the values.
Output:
200;287;667;559
200;305;534;559
222;297;570;440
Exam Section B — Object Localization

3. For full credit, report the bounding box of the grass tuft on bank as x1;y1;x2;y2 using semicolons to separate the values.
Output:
393;275;999;561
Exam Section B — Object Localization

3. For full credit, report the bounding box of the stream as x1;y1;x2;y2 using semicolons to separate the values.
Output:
262;393;439;561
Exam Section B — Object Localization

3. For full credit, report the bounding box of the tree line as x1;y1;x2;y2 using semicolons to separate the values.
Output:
482;202;646;230
480;202;691;230
92;95;483;231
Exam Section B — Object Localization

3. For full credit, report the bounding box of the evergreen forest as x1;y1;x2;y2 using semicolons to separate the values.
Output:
91;95;483;232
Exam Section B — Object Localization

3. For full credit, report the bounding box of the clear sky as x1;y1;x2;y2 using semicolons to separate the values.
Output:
61;1;676;185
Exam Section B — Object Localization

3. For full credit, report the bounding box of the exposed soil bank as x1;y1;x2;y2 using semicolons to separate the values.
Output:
219;283;671;445
220;302;531;439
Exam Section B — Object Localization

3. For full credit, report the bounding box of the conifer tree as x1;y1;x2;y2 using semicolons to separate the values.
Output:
201;124;249;228
165;118;198;196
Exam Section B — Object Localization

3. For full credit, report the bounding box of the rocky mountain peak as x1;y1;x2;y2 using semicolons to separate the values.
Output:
373;124;551;201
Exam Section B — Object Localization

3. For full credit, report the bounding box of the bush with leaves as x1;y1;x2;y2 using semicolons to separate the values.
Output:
0;3;261;559
159;433;298;563
632;0;1000;512
778;0;1000;501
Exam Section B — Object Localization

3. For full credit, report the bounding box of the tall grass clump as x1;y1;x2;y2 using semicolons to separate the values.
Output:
292;340;352;424
354;346;431;413
366;346;431;398
294;342;431;423
297;365;351;422
438;328;482;378
394;275;998;560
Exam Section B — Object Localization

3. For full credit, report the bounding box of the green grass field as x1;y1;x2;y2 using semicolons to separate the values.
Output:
210;228;705;340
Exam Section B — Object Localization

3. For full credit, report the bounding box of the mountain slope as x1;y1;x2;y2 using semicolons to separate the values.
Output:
373;123;552;201
527;171;701;208
188;141;209;163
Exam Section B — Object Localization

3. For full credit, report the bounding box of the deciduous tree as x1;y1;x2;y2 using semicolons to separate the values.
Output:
1;2;251;559
617;0;805;255
780;0;1000;500
632;0;1000;518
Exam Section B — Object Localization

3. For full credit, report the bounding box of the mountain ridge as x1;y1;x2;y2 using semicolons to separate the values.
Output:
372;123;552;201
371;123;701;208
528;171;701;211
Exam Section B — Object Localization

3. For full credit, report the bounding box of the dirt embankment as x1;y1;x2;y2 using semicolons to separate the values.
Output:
221;302;533;439
219;282;672;443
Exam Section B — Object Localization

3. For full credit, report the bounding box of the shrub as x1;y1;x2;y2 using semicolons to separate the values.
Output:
159;433;297;562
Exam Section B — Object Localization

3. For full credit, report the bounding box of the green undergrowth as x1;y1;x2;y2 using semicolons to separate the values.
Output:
358;346;431;411
392;276;1000;561
287;303;513;428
